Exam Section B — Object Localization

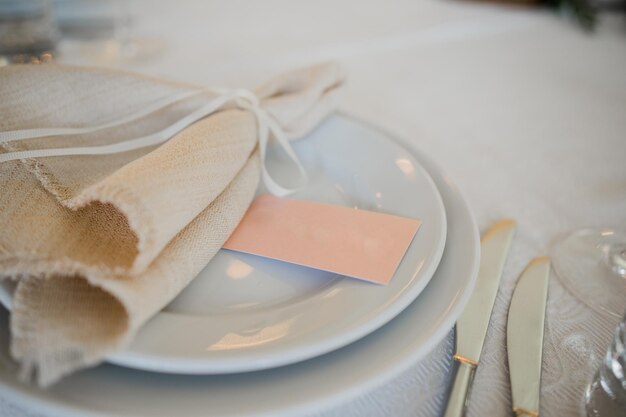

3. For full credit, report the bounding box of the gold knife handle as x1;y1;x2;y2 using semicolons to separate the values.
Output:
512;406;539;417
443;356;477;417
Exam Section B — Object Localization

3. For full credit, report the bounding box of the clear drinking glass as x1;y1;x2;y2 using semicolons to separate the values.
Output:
552;228;626;318
0;0;59;65
584;313;626;416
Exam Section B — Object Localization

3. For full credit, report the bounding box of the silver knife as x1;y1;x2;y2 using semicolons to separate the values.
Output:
507;256;550;417
443;219;517;417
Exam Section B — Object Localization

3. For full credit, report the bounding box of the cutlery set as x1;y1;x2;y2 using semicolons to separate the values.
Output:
444;220;550;417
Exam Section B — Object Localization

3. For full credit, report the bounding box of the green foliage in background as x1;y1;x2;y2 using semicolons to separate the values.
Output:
553;0;597;30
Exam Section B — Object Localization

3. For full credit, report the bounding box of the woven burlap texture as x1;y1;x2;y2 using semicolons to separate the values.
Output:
0;62;345;386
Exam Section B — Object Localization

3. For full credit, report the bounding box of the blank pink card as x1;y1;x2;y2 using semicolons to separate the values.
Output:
223;195;421;285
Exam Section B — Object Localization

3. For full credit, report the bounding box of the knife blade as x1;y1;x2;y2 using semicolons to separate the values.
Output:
507;256;550;417
443;219;516;417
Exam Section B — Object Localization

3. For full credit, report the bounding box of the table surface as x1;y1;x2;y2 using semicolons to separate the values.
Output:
2;1;626;416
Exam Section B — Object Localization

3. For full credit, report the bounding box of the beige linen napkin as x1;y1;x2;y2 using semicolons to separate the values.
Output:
0;62;345;386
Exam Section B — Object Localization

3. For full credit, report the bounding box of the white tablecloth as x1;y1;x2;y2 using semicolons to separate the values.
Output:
2;1;625;416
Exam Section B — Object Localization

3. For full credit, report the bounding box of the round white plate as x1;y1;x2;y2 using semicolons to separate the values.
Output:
0;114;447;375
0;115;480;417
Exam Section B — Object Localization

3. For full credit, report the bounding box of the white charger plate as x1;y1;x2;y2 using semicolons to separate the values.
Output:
0;115;479;417
0;113;447;375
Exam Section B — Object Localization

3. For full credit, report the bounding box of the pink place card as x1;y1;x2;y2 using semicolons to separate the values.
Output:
223;195;421;285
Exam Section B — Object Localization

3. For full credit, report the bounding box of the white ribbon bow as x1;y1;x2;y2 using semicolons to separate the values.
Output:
0;88;307;197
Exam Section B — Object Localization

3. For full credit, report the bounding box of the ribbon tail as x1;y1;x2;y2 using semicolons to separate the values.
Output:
256;111;307;197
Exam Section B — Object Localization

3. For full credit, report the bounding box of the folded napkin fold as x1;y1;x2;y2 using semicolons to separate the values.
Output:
0;62;345;385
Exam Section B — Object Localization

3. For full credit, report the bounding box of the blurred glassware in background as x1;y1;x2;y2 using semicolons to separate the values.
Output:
54;0;128;40
584;313;626;416
0;0;58;65
53;0;163;65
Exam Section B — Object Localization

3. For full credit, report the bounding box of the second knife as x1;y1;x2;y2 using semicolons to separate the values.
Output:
507;257;551;417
